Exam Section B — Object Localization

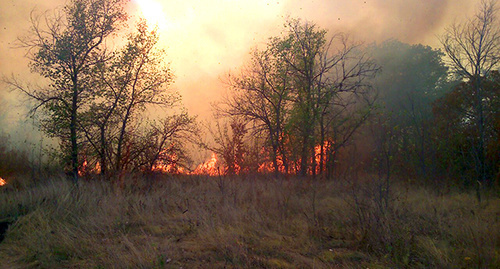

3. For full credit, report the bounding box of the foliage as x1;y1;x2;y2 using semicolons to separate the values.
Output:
221;19;378;177
432;71;500;186
10;2;195;180
9;0;128;181
364;40;451;179
80;19;194;178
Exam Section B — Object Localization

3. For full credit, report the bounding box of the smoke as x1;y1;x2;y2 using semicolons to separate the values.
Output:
281;0;476;45
0;0;481;150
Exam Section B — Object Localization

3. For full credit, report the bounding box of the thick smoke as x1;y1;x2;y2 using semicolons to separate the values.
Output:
282;0;476;45
0;0;480;148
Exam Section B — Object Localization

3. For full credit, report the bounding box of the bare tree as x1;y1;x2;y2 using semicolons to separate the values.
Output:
439;0;500;187
139;113;197;173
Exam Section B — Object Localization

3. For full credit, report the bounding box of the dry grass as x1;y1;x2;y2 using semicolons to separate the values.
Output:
0;175;499;268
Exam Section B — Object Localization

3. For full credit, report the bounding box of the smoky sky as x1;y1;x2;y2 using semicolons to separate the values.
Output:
282;0;475;45
0;0;479;146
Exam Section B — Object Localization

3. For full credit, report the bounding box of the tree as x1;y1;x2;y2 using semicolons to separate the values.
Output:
119;112;196;175
80;19;185;177
277;19;378;176
221;46;292;176
10;0;127;182
221;19;378;177
439;0;500;186
368;40;450;178
432;71;500;187
200;118;249;176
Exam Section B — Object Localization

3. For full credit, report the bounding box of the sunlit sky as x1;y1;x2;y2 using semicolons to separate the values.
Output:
0;0;478;145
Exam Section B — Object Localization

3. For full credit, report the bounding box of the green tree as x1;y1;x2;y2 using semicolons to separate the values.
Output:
221;46;292;176
221;19;378;176
278;19;378;176
433;71;500;187
10;0;127;182
369;40;450;178
82;20;189;177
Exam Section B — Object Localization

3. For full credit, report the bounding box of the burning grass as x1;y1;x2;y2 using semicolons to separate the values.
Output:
0;176;499;268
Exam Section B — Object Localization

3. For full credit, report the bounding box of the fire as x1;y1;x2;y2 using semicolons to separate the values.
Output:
152;163;187;174
78;160;87;177
0;177;6;186
258;154;287;174
258;140;333;175
151;148;187;174
313;140;333;174
78;160;101;176
192;153;222;176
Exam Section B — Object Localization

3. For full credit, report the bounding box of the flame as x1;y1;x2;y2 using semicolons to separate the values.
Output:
192;153;222;176
95;162;101;174
78;160;88;177
258;154;287;174
151;148;187;174
0;177;6;186
152;163;187;174
257;140;333;175
313;140;332;175
78;160;101;176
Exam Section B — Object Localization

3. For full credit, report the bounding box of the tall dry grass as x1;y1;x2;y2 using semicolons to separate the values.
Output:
0;175;499;268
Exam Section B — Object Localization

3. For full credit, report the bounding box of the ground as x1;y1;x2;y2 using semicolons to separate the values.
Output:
0;175;499;268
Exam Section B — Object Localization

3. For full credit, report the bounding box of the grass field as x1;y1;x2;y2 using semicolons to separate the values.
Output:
0;175;499;268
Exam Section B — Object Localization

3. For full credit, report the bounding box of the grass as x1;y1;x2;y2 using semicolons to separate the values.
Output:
0;175;499;268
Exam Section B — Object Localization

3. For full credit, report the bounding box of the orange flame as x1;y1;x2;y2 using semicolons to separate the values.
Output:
151;148;187;174
78;160;101;176
0;177;6;186
152;163;187;174
257;140;333;175
78;160;88;177
192;153;222;176
258;154;287;174
313;140;332;175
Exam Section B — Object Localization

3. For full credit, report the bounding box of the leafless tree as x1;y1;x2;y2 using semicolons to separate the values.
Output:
439;0;500;187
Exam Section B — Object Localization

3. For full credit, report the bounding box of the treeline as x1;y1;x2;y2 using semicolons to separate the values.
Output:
213;19;378;178
2;0;499;190
209;3;500;189
6;0;196;181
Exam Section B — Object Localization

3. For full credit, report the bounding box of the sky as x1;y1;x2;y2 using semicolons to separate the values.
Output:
0;0;479;148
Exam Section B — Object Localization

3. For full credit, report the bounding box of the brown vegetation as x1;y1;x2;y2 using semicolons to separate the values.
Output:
0;175;498;268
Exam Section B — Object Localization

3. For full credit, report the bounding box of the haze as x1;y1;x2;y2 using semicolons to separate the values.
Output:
0;0;478;144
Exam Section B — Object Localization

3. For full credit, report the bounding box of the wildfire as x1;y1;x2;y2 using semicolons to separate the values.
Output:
78;160;101;176
152;160;188;174
151;148;187;174
73;140;334;177
0;177;6;186
192;153;222;176
152;163;187;174
258;154;287;174
258;140;333;175
313;140;333;174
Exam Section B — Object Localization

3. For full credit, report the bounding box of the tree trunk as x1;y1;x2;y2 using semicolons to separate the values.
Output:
70;75;79;183
100;125;107;176
299;132;309;176
116;105;132;173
